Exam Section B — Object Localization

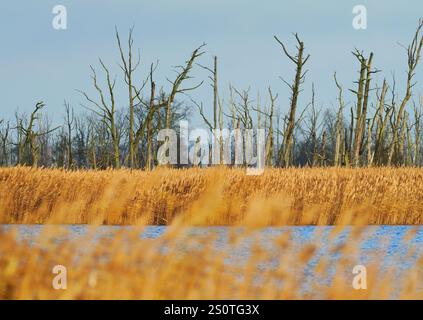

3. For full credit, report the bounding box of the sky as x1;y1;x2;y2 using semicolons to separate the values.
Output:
0;0;422;126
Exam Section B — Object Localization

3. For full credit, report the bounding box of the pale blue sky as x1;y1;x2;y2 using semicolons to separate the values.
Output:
0;1;422;125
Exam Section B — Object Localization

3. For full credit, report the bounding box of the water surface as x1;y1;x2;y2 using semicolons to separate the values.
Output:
2;225;422;297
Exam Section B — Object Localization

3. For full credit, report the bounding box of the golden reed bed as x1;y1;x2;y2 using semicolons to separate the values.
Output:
0;166;422;225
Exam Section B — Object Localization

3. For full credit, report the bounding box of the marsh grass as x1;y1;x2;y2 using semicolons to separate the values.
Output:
0;166;422;225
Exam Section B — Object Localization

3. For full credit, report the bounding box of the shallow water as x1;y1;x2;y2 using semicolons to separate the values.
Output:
2;225;423;264
2;225;423;297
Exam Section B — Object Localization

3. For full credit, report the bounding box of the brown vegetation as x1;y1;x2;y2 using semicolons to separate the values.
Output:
1;167;423;225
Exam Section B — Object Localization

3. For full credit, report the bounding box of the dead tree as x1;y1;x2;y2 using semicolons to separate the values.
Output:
19;102;58;167
265;88;276;166
145;64;157;170
0;120;10;166
153;44;205;166
198;56;219;132
79;59;121;168
165;44;205;129
405;111;414;166
231;88;253;130
115;27;143;168
333;73;345;167
413;97;423;165
87;117;97;169
388;19;423;165
303;83;320;167
366;119;374;166
234;88;254;165
345;107;354;166
274;106;282;166
373;80;390;165
350;50;377;167
253;87;277;166
14;112;25;165
64;100;74;168
22;102;44;166
194;98;213;159
37;114;55;167
131;63;166;170
142;78;155;170
310;84;319;166
197;56;223;163
320;130;327;166
224;86;255;166
74;115;88;168
399;111;408;164
274;33;310;167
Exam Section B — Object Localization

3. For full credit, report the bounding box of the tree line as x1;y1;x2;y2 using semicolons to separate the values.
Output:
0;19;422;169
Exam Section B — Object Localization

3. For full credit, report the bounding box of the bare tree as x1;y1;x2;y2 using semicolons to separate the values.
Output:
73;115;88;168
115;27;143;168
333;73;345;167
165;44;206;129
197;56;223;163
145;64;157;170
413;97;423;165
19;102;58;167
306;83;320;167
373;80;390;165
388;19;423;165
320;130;327;166
253;87;277;166
274;33;310;167
79;60;121;168
350;50;377;167
0;120;10;166
64;100;75;168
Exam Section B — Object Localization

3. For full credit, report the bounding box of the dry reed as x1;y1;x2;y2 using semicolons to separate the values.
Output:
0;166;422;225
